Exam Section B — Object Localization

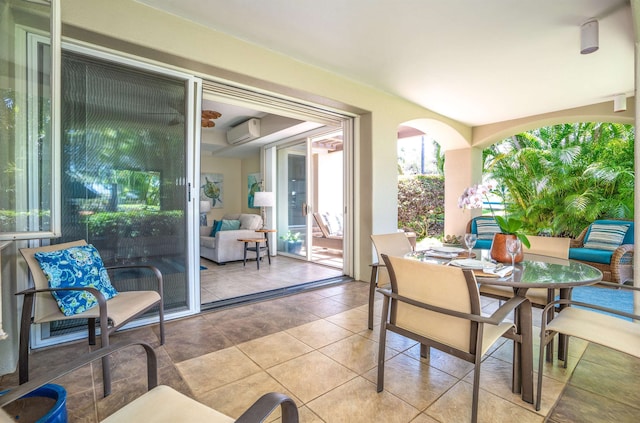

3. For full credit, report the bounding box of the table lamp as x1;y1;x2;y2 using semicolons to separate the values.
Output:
253;191;274;228
199;200;211;226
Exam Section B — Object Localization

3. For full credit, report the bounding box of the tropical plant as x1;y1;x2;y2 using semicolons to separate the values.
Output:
483;122;634;237
280;231;301;242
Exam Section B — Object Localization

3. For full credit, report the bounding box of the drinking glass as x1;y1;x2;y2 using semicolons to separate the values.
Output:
506;237;522;269
464;233;477;258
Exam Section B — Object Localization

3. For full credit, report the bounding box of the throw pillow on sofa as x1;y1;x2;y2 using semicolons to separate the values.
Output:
583;223;630;251
220;219;241;231
210;220;223;237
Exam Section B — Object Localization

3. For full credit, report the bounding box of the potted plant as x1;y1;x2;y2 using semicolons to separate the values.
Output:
280;231;302;254
459;183;530;263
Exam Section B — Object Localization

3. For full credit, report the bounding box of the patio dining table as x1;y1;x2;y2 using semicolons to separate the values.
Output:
404;249;603;404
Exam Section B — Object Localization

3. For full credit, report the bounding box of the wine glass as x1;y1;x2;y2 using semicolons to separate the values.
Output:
506;237;522;269
464;233;477;258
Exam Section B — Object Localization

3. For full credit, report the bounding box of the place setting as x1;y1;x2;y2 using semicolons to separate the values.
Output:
448;258;514;278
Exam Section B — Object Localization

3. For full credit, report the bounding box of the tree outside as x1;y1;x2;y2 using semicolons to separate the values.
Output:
397;122;634;240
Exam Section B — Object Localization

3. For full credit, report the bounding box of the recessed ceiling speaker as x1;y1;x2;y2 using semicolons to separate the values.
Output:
580;19;599;54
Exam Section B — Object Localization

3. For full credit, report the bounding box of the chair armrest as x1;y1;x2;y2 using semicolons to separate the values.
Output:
377;288;528;326
596;281;640;291
236;392;299;423
611;244;634;264
542;297;640;325
106;265;164;297
0;342;158;408
570;226;590;248
16;286;107;305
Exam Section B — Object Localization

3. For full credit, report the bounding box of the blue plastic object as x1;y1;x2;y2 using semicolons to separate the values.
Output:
1;383;67;423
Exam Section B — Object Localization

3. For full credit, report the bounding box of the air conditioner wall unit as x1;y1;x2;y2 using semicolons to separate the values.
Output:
226;118;261;144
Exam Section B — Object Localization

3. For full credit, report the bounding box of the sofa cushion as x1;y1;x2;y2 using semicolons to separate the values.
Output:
569;247;614;265
220;219;241;231
583;223;630;251
239;214;262;230
475;239;493;250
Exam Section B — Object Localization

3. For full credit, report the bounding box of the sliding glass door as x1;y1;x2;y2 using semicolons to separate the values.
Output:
33;43;200;346
275;129;344;268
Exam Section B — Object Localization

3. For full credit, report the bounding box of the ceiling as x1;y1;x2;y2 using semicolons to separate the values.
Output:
137;0;634;128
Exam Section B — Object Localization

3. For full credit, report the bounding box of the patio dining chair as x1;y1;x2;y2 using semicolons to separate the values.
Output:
18;240;165;397
536;281;640;411
368;233;414;329
377;254;531;423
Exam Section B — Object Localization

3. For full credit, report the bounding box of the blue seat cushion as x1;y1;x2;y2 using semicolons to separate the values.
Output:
475;239;493;250
470;217;500;248
569;247;613;265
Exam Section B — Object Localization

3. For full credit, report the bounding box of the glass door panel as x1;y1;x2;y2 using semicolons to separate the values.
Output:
42;48;192;341
276;143;309;257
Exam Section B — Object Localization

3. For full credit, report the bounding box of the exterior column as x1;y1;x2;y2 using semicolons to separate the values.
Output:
443;147;483;238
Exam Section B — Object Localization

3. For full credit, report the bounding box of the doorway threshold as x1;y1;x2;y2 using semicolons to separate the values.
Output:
200;275;353;312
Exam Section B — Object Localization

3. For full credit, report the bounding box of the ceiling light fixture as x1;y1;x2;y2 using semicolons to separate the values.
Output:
613;94;627;112
580;19;599;54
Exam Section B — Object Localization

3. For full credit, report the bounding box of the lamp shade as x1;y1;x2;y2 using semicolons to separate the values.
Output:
253;191;275;207
199;200;212;213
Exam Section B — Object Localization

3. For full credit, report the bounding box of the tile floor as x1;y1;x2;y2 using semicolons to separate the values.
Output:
200;254;343;303
2;279;640;422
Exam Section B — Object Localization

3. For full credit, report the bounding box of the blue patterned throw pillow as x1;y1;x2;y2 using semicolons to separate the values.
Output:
35;244;118;316
583;223;630;251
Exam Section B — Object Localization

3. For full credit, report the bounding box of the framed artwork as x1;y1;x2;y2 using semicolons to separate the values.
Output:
201;173;223;208
248;172;261;208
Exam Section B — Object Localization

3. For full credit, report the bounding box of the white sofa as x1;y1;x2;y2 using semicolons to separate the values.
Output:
199;213;266;264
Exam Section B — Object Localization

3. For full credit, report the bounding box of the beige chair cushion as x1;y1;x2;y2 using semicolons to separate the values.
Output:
525;236;570;259
547;307;640;359
101;385;234;423
371;233;413;285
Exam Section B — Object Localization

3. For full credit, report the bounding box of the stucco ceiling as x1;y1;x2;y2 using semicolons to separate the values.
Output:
137;0;634;127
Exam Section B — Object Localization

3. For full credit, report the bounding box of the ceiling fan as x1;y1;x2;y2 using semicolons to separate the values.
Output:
202;110;222;128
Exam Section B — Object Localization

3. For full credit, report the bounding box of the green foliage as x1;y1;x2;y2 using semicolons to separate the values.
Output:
484;122;634;237
398;175;444;239
83;210;183;238
280;231;301;242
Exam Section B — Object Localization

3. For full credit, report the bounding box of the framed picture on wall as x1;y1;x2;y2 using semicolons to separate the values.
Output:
248;172;261;208
201;173;223;208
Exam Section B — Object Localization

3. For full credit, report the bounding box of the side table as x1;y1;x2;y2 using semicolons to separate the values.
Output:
238;238;268;269
255;229;276;265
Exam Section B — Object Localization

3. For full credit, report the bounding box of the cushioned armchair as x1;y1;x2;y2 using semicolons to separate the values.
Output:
466;216;501;250
568;219;634;283
18;240;165;398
